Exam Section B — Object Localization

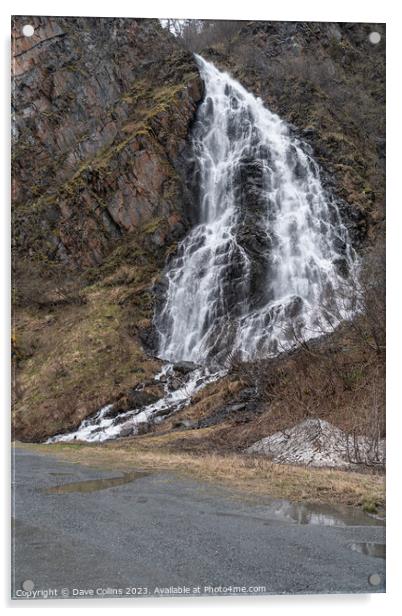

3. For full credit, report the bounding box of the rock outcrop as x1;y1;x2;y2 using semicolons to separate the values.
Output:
12;16;203;267
12;16;204;441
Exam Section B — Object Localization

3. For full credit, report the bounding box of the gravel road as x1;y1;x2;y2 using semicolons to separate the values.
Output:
12;446;385;600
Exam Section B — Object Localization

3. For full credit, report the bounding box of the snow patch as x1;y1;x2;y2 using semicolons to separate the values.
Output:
246;418;385;469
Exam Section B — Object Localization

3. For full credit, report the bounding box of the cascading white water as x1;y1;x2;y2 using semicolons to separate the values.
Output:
47;364;225;443
156;56;358;364
48;55;359;444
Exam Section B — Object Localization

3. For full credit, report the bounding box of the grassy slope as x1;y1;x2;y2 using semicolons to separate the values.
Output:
12;230;166;441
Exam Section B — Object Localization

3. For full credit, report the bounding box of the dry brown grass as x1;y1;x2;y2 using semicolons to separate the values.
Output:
15;437;384;511
214;362;385;453
12;282;161;442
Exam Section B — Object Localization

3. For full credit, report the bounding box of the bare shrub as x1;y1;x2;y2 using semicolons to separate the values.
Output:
164;19;242;53
316;240;385;357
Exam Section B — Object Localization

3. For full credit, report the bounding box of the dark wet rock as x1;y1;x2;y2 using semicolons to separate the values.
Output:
112;414;134;427
194;382;262;429
153;407;174;419
137;323;160;354
128;389;160;408
118;425;137;438
172;419;199;429
237;387;258;401
173;361;200;374
136;422;151;436
168;377;186;391
102;406;118;420
85;426;104;436
333;257;349;278
110;389;160;416
302;127;317;139
198;402;248;428
284;296;304;319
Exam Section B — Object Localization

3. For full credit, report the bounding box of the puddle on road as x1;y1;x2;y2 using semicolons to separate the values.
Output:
215;500;384;527
44;471;149;494
42;467;383;529
274;501;383;527
257;497;385;527
349;542;385;559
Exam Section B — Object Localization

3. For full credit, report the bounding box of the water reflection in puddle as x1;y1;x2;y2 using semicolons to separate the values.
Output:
225;498;385;527
349;542;385;559
214;499;384;527
44;471;149;494
264;499;385;527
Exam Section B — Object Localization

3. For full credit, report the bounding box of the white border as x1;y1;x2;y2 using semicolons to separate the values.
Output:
2;1;400;613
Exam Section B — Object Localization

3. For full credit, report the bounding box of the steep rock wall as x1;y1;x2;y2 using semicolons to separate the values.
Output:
12;16;203;267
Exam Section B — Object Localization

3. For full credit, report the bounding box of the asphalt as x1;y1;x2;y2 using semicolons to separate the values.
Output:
11;446;385;600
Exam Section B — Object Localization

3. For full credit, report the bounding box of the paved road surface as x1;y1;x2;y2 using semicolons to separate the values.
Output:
12;446;385;600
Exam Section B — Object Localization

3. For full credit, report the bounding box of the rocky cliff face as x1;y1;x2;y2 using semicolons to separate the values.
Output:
12;16;203;267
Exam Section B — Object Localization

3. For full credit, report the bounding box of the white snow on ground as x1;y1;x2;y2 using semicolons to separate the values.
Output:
246;418;385;469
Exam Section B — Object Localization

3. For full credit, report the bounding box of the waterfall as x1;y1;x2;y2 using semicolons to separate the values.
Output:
48;56;359;444
155;56;358;364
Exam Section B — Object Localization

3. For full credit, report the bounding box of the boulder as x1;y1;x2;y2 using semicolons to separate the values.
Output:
172;361;200;374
